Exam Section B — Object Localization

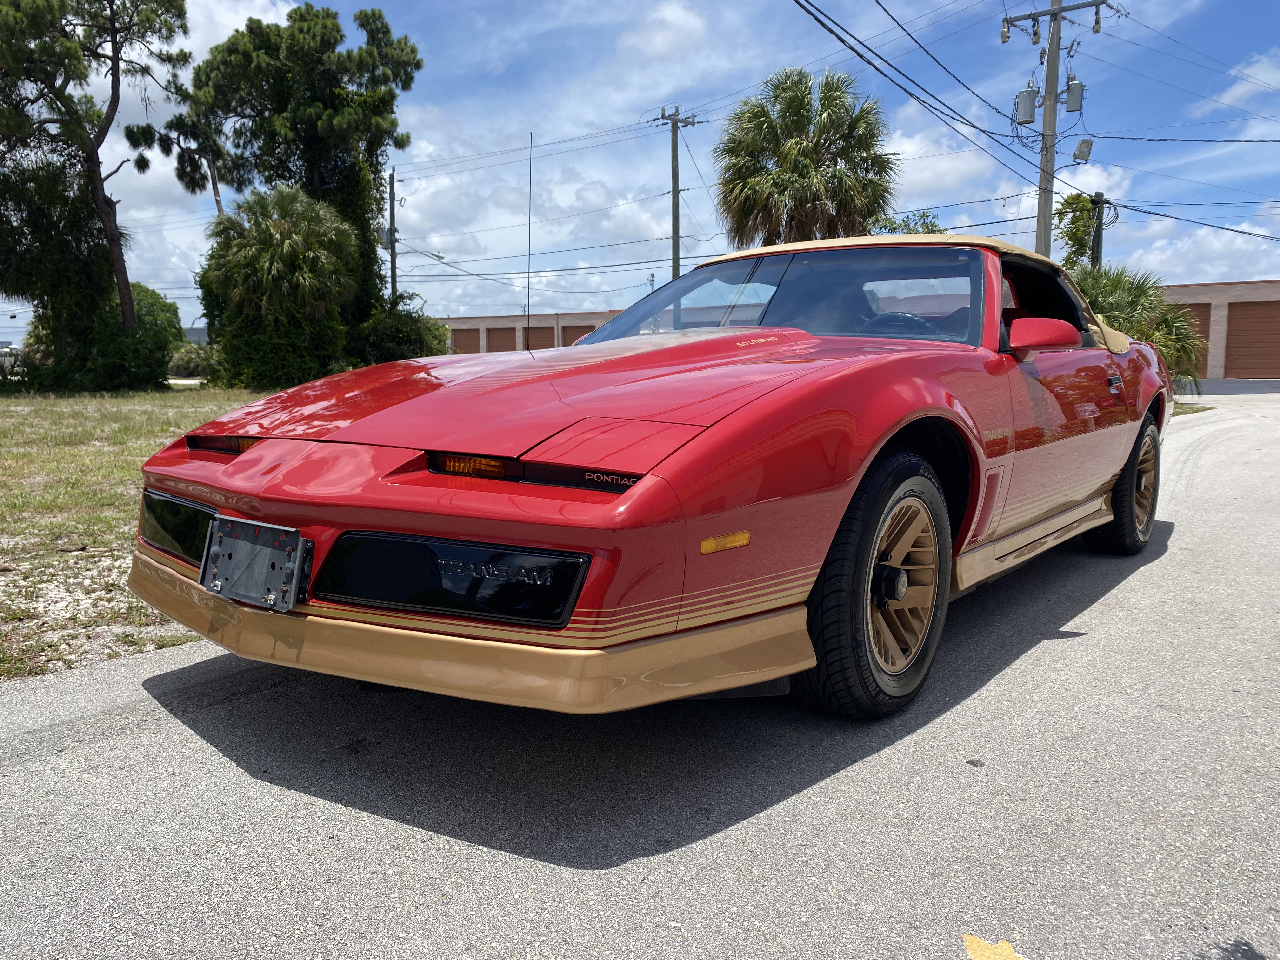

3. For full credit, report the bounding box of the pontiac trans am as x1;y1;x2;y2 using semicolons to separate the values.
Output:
128;235;1171;718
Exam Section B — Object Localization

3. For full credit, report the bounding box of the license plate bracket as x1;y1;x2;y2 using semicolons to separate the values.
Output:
198;517;311;612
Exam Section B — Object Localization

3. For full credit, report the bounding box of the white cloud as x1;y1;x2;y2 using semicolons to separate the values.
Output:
617;1;707;59
1190;47;1280;115
1055;162;1133;201
1124;220;1280;283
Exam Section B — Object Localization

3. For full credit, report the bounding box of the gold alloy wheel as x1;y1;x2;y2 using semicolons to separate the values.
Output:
1134;433;1158;531
867;497;940;676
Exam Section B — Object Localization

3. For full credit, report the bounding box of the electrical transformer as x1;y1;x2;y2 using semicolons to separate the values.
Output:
1065;75;1086;112
1016;84;1039;125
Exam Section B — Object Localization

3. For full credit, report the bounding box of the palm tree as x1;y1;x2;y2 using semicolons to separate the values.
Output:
1071;263;1207;390
713;67;899;249
201;185;356;389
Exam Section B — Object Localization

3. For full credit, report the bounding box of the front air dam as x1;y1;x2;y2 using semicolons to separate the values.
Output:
127;551;817;714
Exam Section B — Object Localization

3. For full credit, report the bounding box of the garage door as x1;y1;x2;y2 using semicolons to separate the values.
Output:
1184;302;1210;378
452;329;479;354
487;327;517;352
526;326;556;350
561;325;595;345
1226;301;1280;378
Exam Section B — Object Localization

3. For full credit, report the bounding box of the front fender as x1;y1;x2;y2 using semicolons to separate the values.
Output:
651;350;998;630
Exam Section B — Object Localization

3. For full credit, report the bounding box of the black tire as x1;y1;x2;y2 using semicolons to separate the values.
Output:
795;449;953;720
1084;414;1160;556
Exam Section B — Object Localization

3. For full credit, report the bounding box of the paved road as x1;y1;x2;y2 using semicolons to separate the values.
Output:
2;394;1277;960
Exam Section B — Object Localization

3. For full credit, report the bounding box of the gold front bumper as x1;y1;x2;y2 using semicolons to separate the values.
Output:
127;551;816;714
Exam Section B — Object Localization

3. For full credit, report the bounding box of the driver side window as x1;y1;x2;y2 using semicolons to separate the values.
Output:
1000;259;1095;347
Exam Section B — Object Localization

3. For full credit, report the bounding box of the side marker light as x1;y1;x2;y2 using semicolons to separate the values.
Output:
701;531;751;555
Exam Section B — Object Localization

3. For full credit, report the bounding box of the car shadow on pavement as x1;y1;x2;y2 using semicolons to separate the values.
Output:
144;521;1172;870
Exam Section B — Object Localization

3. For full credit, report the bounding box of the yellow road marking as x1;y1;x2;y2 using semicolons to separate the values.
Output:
963;934;1031;960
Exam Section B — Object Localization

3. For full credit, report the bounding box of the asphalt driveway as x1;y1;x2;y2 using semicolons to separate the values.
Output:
1;392;1276;960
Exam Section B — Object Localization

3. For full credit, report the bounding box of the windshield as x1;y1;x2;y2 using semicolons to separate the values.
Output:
580;246;986;346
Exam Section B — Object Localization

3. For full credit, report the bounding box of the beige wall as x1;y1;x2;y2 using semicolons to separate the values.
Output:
442;311;621;354
1161;280;1280;379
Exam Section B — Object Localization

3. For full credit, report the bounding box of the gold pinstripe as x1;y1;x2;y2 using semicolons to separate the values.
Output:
138;538;820;650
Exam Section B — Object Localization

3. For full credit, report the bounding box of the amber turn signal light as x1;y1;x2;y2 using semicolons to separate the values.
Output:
186;435;262;455
700;531;751;555
435;453;508;479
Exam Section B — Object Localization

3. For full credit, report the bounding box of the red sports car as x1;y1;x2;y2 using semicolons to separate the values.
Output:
129;235;1171;718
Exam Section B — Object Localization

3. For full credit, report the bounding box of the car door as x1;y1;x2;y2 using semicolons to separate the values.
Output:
1000;266;1132;535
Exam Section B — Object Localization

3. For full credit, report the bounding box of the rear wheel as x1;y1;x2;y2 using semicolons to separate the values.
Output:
795;450;952;719
1084;414;1160;555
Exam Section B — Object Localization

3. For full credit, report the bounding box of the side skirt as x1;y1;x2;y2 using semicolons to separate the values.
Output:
951;494;1113;593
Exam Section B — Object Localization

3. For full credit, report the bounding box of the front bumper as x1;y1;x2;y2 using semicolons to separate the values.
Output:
128;551;816;714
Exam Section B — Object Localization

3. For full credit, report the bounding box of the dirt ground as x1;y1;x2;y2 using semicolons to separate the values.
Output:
0;389;261;677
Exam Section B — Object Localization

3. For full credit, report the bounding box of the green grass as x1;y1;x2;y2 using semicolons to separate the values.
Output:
1173;402;1213;417
0;389;263;678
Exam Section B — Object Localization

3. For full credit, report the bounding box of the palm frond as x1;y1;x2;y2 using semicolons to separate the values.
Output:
714;67;898;249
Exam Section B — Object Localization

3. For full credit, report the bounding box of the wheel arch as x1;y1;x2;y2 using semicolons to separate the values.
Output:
871;414;977;547
1146;388;1166;430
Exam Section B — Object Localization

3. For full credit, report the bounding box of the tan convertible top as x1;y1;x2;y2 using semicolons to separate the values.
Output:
698;233;1131;354
698;232;1062;269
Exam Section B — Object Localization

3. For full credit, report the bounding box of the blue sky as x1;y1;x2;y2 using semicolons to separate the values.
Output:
4;0;1279;341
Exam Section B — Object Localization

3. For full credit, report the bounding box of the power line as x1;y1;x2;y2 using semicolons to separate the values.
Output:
1095;161;1274;198
872;0;1012;120
943;214;1037;229
1100;29;1280;94
1090;135;1280;143
790;0;1039;199
684;0;997;119
679;128;722;256
396;129;666;185
395;191;672;243
394;121;659;174
1110;203;1280;242
892;192;1030;214
1077;51;1279;124
793;0;1279;251
1121;13;1280;94
398;234;696;269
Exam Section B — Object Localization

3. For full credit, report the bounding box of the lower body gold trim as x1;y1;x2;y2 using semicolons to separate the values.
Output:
952;494;1113;592
127;551;817;714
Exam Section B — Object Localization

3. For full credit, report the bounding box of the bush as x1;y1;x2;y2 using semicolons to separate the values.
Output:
168;341;216;378
347;295;449;366
200;186;354;390
15;283;183;392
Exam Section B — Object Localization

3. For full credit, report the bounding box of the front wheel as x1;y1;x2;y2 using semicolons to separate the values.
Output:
795;450;953;719
1084;413;1160;556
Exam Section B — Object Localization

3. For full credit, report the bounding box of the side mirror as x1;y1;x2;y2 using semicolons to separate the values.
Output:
1008;316;1082;362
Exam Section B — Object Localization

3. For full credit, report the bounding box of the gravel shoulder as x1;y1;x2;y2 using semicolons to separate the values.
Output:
0;389;261;676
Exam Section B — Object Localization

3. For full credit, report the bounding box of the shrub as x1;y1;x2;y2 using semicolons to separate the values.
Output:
199;185;354;390
16;283;182;392
168;341;216;378
347;295;449;366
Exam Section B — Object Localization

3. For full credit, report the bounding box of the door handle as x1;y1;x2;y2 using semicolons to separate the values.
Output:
1107;375;1123;391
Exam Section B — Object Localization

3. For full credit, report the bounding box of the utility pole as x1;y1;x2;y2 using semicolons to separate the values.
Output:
388;166;397;300
656;106;697;282
1036;0;1062;258
1002;0;1109;257
1090;191;1105;266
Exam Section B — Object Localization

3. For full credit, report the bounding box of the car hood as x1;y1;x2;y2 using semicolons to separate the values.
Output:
193;328;832;461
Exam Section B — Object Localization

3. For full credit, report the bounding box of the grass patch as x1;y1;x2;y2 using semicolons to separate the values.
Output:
0;388;264;678
1173;402;1213;417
